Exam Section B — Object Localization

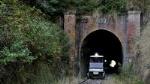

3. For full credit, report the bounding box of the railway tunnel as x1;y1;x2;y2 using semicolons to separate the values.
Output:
80;30;123;77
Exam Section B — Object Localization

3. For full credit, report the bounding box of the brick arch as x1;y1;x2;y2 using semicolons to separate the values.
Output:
64;11;141;78
79;29;123;77
80;28;125;47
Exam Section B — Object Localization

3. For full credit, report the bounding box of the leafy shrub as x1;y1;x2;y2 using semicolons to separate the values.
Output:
98;0;126;13
0;0;69;64
0;41;34;64
0;1;69;84
26;0;126;15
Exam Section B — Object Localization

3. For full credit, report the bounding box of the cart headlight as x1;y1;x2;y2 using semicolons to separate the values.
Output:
110;60;116;67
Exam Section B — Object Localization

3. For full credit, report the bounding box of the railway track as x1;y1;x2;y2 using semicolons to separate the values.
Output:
79;78;103;84
79;75;111;84
81;79;103;84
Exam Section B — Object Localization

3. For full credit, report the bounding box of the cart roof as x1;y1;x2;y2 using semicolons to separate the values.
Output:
90;53;104;57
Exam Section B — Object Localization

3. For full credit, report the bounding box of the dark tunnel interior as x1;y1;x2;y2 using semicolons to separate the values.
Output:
80;30;123;77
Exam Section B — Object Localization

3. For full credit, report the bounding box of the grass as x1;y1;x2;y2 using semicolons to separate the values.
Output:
53;24;150;84
53;77;78;84
52;64;144;84
136;23;150;84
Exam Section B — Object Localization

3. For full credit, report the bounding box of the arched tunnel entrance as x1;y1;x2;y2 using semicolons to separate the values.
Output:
80;30;123;77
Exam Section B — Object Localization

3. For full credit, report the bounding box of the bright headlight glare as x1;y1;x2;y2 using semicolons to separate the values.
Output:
110;60;116;68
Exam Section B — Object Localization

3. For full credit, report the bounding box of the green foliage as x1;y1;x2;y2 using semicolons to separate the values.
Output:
76;0;98;14
98;0;126;13
114;64;144;84
35;0;76;15
33;0;126;15
0;1;69;84
29;62;55;84
127;0;144;10
0;0;69;65
137;23;150;84
0;41;34;64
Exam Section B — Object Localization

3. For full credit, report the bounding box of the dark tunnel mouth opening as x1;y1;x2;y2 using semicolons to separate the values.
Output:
80;30;123;77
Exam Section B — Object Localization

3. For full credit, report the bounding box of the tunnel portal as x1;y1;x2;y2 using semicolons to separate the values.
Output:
80;30;123;77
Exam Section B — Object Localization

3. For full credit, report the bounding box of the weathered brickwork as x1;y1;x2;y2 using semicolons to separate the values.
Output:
64;11;141;76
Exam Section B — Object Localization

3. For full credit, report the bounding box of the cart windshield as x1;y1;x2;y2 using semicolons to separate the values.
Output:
90;57;103;63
